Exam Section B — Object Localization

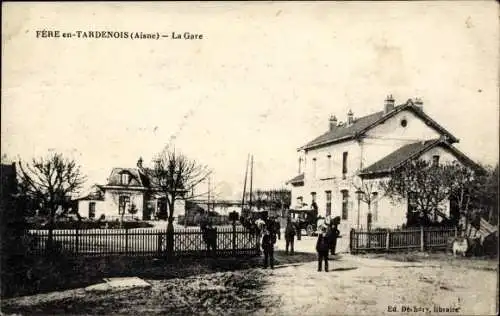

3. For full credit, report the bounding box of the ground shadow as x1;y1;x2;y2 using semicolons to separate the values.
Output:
2;251;323;300
1;254;269;299
329;267;358;272
273;251;318;265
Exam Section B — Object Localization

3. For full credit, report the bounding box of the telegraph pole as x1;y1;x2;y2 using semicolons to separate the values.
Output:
241;154;250;212
249;155;254;211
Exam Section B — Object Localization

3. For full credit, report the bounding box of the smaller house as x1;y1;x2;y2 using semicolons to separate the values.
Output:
77;159;186;221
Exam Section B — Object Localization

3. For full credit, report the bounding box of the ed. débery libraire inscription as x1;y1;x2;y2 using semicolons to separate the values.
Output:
387;304;461;313
35;30;204;40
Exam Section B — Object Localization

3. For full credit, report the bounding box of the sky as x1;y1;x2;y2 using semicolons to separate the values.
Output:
2;2;498;200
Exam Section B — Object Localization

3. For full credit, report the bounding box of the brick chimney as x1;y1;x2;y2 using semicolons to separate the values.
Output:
384;95;395;114
329;115;338;131
414;97;423;111
347;109;354;125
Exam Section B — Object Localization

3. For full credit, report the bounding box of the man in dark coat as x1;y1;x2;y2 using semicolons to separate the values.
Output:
274;217;281;240
316;225;330;272
201;219;217;256
261;228;276;269
285;217;296;255
329;223;340;255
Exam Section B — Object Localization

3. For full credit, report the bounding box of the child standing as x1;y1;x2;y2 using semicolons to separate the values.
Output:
316;225;330;272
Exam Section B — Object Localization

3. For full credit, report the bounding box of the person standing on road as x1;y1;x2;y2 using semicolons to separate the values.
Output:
330;223;340;255
275;217;281;240
285;217;296;255
316;225;330;272
261;228;275;269
326;222;334;254
295;218;302;241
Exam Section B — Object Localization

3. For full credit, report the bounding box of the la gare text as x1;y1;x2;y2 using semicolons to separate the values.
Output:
35;30;204;40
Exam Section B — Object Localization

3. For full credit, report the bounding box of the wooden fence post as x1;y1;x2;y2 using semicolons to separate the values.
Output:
385;230;390;250
157;231;162;256
232;221;236;257
125;228;129;255
420;226;424;252
75;227;79;255
356;229;359;252
349;229;354;254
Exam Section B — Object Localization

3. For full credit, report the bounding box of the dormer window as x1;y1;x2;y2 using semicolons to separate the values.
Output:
121;172;129;185
432;155;440;166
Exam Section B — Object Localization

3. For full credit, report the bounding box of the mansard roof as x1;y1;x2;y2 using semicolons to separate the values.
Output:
299;100;459;151
106;168;150;187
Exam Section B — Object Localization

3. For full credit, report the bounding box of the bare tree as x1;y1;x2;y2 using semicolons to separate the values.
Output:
146;147;211;254
18;153;86;251
352;178;380;229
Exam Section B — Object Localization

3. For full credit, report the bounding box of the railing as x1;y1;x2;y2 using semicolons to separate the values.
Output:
350;226;458;253
26;225;260;258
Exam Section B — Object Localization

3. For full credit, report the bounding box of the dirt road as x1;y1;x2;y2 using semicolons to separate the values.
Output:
254;252;497;316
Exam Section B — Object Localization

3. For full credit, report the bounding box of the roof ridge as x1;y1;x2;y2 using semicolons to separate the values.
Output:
300;102;458;151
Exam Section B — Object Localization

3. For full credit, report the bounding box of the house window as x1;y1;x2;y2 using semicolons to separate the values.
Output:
312;158;317;178
341;190;349;220
342;152;348;179
121;172;129;185
372;192;378;221
325;191;332;217
89;202;96;219
432;155;440;166
401;119;408;127
311;192;317;204
118;195;130;215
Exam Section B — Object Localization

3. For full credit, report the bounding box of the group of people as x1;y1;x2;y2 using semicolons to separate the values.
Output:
199;211;341;272
260;215;341;272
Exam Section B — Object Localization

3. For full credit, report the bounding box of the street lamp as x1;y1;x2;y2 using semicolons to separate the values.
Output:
355;188;364;231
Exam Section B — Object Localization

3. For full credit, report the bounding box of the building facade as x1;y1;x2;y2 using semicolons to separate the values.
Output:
287;96;481;241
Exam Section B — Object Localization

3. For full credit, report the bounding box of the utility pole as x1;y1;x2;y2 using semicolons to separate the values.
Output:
241;154;250;212
249;155;254;212
207;176;211;213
